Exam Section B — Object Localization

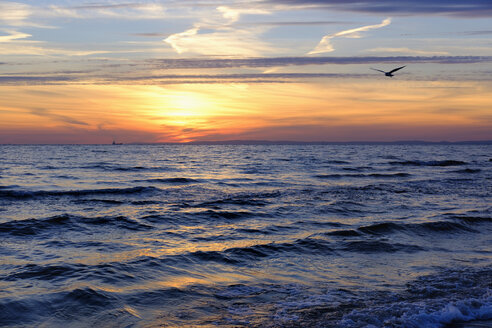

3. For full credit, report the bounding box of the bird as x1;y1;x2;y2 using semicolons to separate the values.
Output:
370;65;406;77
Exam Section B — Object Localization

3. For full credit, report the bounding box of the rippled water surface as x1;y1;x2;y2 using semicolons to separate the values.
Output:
0;144;491;327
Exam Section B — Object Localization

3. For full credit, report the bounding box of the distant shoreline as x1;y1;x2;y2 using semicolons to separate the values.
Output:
1;140;491;145
179;140;492;145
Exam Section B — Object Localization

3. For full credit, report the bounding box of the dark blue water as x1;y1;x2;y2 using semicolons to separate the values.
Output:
0;145;491;327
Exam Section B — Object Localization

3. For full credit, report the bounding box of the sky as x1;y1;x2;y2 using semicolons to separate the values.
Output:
1;0;491;143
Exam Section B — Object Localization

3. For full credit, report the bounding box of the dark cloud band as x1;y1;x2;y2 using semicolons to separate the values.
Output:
1;56;491;85
265;0;492;17
149;56;492;69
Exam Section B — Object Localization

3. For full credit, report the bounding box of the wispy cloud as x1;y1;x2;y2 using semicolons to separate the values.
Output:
216;5;271;24
0;41;114;56
63;2;167;19
142;55;492;69
462;30;492;36
0;1;54;28
0;72;358;86
243;20;350;27
164;26;274;56
164;27;200;54
30;108;89;126
2;56;492;86
308;18;391;55
0;1;31;26
0;29;31;42
133;32;171;38
266;0;492;17
366;47;450;56
164;5;274;56
0;1;168;24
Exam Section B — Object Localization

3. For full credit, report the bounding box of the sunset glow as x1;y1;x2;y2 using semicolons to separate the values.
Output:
1;1;491;143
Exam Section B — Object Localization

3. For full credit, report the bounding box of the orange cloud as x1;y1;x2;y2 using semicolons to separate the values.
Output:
0;79;491;144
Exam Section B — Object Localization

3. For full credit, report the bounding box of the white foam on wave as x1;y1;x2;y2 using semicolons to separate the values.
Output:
401;294;492;328
339;291;492;328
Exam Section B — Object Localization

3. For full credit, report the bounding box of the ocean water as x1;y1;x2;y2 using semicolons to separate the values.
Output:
0;144;491;328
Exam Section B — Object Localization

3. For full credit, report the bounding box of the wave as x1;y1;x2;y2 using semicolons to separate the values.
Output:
3;263;86;282
138;210;261;226
316;200;368;216
135;177;200;184
330;183;410;195
192;209;258;221
80;163;173;172
453;215;492;225
191;238;335;264
264;266;492;328
237;224;299;235
389;160;467;166
3;255;186;285
0;214;153;237
0;286;141;327
0;186;159;200
3;264;491;328
193;193;276;208
326;229;362;237
325;160;350;164
341;166;374;171
42;240;132;252
327;216;491;239
360;221;477;235
337;266;492;327
162;236;425;266
452;168;482;174
0;185;19;190
74;198;124;205
315;172;410;179
340;240;424;253
114;237;337;268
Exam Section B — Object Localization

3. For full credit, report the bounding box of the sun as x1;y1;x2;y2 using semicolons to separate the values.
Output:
170;94;205;112
160;92;212;126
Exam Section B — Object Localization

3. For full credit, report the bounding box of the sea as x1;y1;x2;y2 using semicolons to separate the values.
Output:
0;144;491;328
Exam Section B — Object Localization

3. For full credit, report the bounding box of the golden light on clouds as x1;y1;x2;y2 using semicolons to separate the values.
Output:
0;77;491;143
1;0;491;143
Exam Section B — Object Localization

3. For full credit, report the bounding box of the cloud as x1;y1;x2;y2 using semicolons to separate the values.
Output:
2;56;492;86
164;4;275;56
46;2;167;19
217;5;271;24
463;30;492;36
190;122;492;143
265;0;492;17
366;47;449;56
164;27;200;54
165;26;275;56
308;18;391;55
2;55;492;86
0;41;113;56
133;32;171;37
0;72;358;86
71;3;160;10
0;1;31;26
0;126;164;144
1;2;168;23
244;20;350;27
149;55;492;70
0;76;76;84
0;2;52;28
30;108;89;126
0;30;31;42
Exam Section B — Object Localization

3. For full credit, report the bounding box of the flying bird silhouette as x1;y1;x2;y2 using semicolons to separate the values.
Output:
370;65;406;77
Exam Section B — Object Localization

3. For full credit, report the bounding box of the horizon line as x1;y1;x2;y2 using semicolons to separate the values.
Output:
1;140;491;145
